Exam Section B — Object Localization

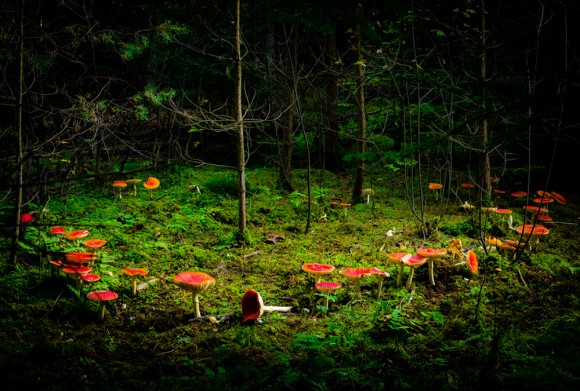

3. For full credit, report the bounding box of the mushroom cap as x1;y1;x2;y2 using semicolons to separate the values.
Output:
493;189;506;194
143;177;160;190
490;176;500;184
342;267;372;280
339;202;351;207
241;288;264;324
533;197;553;205
494;208;512;215
62;266;91;275
504;239;526;249
416;248;447;258
460;183;475;188
112;180;127;188
82;239;107;249
315;281;342;292
174;271;215;294
485;237;502;246
496;242;517;252
65;252;97;264
387;253;412;265
81;274;101;282
87;290;118;301
302;263;335;276
511;191;527;198
361;188;374;196
448;238;463;251
536;190;552;198
535;215;553;223
21;213;34;223
481;207;498;214
550;191;567;205
50;226;67;235
467;249;478;275
523;205;548;215
125;178;142;185
402;255;428;267
515;224;550;236
428;183;443;190
122;267;149;277
366;267;390;277
64;230;90;240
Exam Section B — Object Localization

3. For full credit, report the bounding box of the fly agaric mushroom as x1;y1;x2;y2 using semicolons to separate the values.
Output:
82;239;107;251
416;247;448;286
112;181;127;199
302;263;335;284
387;253;412;287
21;213;34;223
467;249;478;275
550;191;567;205
64;229;90;241
402;255;428;290
448;238;463;261
174;271;216;318
460;183;475;189
341;268;372;299
315;281;342;311
366;267;390;297
428;183;443;201
516;224;550;250
80;273;101;289
496;242;517;259
535;214;553;225
241;288;292;324
122;267;149;296
125;178;142;196
361;188;374;204
511;191;527;199
62;266;91;293
143;177;160;199
50;226;66;235
65;252;97;266
87;290;118;320
339;202;351;220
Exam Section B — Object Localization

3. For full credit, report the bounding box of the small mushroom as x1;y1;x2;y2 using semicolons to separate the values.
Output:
341;268;372;299
143;177;160;199
550;191;567;205
361;188;374;204
467;249;478;275
87;290;118;320
402;255;428;290
315;281;342;311
428;183;443;201
65;251;97;266
387;253;412;287
64;229;90;242
125;178;142;196
122;268;149;296
174;271;216;318
366;267;390;297
112;181;127;199
62;266;91;293
416;248;447;286
302;263;335;284
82;239;107;251
241;288;292;325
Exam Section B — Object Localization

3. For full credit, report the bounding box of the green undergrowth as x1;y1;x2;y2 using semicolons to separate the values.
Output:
0;166;579;390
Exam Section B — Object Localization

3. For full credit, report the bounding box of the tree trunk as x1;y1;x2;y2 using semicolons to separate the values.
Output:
234;0;246;234
351;23;366;204
479;0;492;196
324;18;340;172
10;0;25;265
278;25;297;192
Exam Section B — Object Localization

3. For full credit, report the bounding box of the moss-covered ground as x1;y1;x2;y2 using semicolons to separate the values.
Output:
1;166;579;390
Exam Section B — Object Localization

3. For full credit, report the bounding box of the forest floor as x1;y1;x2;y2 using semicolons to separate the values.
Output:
1;165;579;390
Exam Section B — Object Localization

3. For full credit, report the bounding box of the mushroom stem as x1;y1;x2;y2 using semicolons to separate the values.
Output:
193;292;201;318
406;267;415;290
428;259;435;286
376;277;384;298
353;280;361;299
131;278;137;296
98;303;106;320
262;305;293;312
396;264;404;287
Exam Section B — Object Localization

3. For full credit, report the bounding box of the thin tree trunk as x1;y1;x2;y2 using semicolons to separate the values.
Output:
234;0;246;234
351;22;366;204
479;0;491;196
324;19;340;172
10;0;25;265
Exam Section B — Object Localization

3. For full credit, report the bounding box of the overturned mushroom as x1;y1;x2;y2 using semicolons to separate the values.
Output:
241;289;292;325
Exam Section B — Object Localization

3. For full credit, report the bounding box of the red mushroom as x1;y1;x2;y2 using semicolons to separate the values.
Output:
122;267;149;296
366;267;390;297
143;177;160;199
516;224;550;250
50;227;66;235
341;268;372;299
511;191;527;199
315;281;342;311
416;248;448;286
428;183;443;201
301;263;335;284
82;239;107;250
21;213;34;223
174;271;216;318
387;253;412;287
467;249;478;275
550;191;567;205
401;255;428;290
87;290;118;320
65;252;97;266
241;288;292;324
112;181;127;199
62;266;91;293
64;230;90;241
